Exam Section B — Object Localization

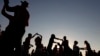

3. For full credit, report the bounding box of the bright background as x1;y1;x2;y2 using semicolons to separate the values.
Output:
0;0;100;56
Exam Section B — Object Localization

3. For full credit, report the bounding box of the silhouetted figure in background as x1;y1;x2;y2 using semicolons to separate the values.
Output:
62;36;73;56
73;41;80;56
22;33;38;56
4;0;30;56
34;33;44;56
84;40;93;56
47;34;61;56
23;33;35;56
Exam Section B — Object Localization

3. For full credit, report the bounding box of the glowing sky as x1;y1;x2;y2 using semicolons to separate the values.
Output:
0;0;100;55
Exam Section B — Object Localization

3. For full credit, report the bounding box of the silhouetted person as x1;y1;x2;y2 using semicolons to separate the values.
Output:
62;36;73;56
34;33;44;56
84;40;93;56
47;34;60;56
23;33;34;56
73;41;80;56
4;0;30;56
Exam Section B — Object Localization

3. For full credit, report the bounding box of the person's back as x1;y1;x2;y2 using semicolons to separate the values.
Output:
73;41;80;56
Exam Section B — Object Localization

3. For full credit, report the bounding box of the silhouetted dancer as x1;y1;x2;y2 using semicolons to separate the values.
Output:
47;34;60;56
73;41;80;56
23;33;36;56
4;0;30;56
34;33;44;56
84;40;93;56
62;36;73;56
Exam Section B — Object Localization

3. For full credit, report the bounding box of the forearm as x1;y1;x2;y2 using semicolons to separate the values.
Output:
2;6;13;20
4;0;14;12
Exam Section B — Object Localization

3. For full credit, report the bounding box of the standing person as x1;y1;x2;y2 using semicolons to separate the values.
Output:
84;40;93;56
23;33;33;56
47;34;57;56
62;36;73;56
73;41;80;56
47;34;62;56
73;41;84;56
34;33;44;56
4;0;30;56
22;33;37;56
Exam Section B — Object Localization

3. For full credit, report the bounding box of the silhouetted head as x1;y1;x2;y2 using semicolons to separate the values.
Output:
35;36;42;42
74;40;78;45
28;33;32;37
35;36;42;46
21;1;29;8
84;40;88;44
63;36;67;40
51;34;56;39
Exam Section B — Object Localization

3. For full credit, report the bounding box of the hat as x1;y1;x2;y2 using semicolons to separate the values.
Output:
21;1;28;5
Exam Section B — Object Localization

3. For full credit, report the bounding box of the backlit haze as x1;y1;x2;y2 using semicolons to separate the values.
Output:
0;0;100;56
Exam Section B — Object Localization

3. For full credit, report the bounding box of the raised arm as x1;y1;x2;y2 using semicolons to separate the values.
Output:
32;33;37;38
4;0;15;12
1;5;13;20
39;34;42;40
55;38;63;41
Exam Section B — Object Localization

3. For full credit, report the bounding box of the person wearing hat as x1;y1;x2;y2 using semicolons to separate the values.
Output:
3;0;30;56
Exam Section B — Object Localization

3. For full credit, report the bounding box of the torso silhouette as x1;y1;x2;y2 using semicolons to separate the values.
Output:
12;6;29;28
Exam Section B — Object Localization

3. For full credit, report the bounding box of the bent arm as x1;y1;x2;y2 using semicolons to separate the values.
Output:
1;5;13;20
4;0;15;12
